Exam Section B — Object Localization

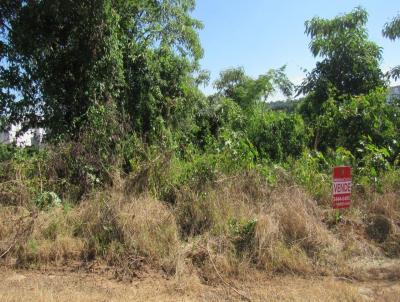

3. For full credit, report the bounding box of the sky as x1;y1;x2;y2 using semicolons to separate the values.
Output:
192;0;400;97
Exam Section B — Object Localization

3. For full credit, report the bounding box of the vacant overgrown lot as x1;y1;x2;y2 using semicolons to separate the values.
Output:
1;142;399;285
1;4;400;298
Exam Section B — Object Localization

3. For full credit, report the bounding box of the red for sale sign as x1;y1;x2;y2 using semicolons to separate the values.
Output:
332;166;352;209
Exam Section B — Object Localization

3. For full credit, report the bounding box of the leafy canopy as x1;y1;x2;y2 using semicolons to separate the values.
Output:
214;66;293;110
383;14;400;80
299;7;389;152
0;0;203;138
300;7;385;100
383;14;400;40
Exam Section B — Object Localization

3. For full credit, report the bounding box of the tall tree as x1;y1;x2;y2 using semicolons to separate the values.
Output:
0;0;203;138
299;7;386;151
299;7;385;102
383;14;400;80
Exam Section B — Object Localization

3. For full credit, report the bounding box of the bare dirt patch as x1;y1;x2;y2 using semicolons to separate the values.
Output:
0;265;399;302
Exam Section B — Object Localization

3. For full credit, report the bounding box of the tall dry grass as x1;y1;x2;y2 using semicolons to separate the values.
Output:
0;170;399;283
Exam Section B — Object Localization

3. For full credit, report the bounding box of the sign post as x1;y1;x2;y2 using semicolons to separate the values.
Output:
332;166;352;209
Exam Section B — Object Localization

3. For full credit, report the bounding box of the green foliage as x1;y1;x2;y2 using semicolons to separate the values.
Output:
383;14;400;80
161;130;258;194
0;0;203;138
248;110;309;161
0;143;16;162
214;66;293;110
268;99;301;112
0;146;52;206
34;191;62;211
289;151;330;201
300;8;393;157
327;147;355;167
300;7;385;101
356;141;391;191
228;218;257;255
383;14;400;40
79;103;125;177
192;97;245;146
229;218;257;237
303;88;399;155
216;129;258;172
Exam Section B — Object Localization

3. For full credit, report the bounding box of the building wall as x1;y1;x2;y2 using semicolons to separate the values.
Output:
387;85;400;103
0;125;45;146
0;131;10;144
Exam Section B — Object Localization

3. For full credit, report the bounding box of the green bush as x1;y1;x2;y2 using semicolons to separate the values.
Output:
34;191;62;211
288;151;331;202
0;144;17;162
228;218;257;255
247;110;309;161
302;88;399;157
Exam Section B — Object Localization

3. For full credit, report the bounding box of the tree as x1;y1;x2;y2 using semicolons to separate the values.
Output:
299;7;387;151
383;14;400;40
0;0;203;138
308;88;399;155
213;66;293;110
299;7;385;101
383;14;400;80
200;67;304;161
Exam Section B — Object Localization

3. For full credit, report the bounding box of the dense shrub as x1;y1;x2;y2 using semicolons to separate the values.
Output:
301;88;400;157
247;109;309;161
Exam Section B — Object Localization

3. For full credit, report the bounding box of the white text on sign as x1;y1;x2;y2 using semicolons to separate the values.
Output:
333;181;352;194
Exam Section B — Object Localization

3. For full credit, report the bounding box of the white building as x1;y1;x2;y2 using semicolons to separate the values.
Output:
387;85;400;103
0;124;45;147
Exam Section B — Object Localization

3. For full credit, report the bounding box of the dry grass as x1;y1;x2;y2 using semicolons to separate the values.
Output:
115;195;179;272
15;207;84;267
253;187;341;274
369;192;400;221
0;171;399;285
168;178;343;281
1;267;400;302
0;180;31;206
0;206;30;240
71;191;180;277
